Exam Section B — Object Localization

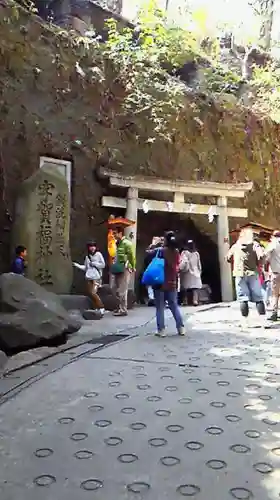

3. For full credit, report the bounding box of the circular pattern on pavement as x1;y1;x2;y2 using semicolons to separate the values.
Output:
210;401;226;408
155;409;171;417
88;405;104;412
246;384;261;391
121;407;136;414
160;456;180;466
259;394;272;401
226;415;242;423
34;448;53;458
253;462;274;474
109;381;121;387
196;388;209;395
178;397;192;404
127;482;150;493
84;392;99;398
230;487;253;499
130;422;147;430
177;484;201;496
104;437;123;446
230;444;251;454
165;385;178;392
137;384;151;391
80;479;103;491
148;438;168;447
185;441;204;451
206;459;227;470
262;417;278;426
166;424;184;433
244;430;261;439
71;433;88;441
95;420;112;428
227;392;241;398
115;393;129;400
188;412;205;419
147;396;162;402
58;417;75;424
74;450;94;460
34;475;56;487
206;426;224;435
118;453;138;463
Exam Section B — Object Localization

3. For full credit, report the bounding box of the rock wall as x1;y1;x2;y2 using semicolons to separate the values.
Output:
0;3;280;290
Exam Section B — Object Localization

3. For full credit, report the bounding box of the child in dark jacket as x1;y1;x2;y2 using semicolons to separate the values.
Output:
11;245;27;275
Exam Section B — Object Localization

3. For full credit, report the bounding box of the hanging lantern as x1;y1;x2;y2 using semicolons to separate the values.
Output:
187;204;194;213
208;206;217;223
166;202;173;212
108;228;117;263
142;200;149;214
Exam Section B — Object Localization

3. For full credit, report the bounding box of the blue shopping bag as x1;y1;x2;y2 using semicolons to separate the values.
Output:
142;249;165;286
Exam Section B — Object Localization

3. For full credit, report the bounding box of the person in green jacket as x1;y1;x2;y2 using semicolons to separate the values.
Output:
112;226;136;316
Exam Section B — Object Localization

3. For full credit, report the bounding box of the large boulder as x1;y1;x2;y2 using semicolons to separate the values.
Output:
0;350;7;374
0;273;81;353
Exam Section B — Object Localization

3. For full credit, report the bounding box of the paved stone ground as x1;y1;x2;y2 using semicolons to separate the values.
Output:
1;304;280;500
3;304;215;374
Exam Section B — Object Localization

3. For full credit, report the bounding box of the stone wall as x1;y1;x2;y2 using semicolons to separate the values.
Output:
42;0;131;35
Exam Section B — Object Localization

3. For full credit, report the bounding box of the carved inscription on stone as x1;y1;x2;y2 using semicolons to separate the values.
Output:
55;193;68;259
35;180;55;285
12;166;73;293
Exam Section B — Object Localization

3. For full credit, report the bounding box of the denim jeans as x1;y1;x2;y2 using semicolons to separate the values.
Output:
154;289;184;332
235;274;263;303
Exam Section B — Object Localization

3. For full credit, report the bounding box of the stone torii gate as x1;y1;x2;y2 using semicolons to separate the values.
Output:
100;168;253;302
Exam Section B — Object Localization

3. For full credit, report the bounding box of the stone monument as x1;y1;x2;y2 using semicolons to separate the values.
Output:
12;165;73;293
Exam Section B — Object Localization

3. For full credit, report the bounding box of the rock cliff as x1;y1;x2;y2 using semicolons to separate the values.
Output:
0;1;280;273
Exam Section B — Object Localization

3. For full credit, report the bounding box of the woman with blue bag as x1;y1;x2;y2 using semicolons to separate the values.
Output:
143;231;185;337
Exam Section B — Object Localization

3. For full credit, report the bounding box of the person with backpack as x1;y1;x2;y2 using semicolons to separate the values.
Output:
227;227;265;325
111;226;136;317
145;231;185;337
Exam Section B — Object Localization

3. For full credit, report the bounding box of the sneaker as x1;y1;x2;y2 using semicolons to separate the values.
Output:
268;312;278;322
113;310;128;317
240;317;249;329
178;326;185;336
155;330;166;337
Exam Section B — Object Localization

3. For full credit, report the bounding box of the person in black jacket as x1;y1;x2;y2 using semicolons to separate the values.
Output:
143;237;163;306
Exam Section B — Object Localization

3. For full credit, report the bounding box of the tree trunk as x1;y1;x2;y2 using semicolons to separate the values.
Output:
259;0;274;50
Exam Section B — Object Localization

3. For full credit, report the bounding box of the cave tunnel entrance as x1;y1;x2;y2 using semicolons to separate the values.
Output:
136;210;221;303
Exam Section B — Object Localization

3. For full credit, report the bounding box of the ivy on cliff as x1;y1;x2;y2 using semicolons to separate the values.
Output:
102;3;195;139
